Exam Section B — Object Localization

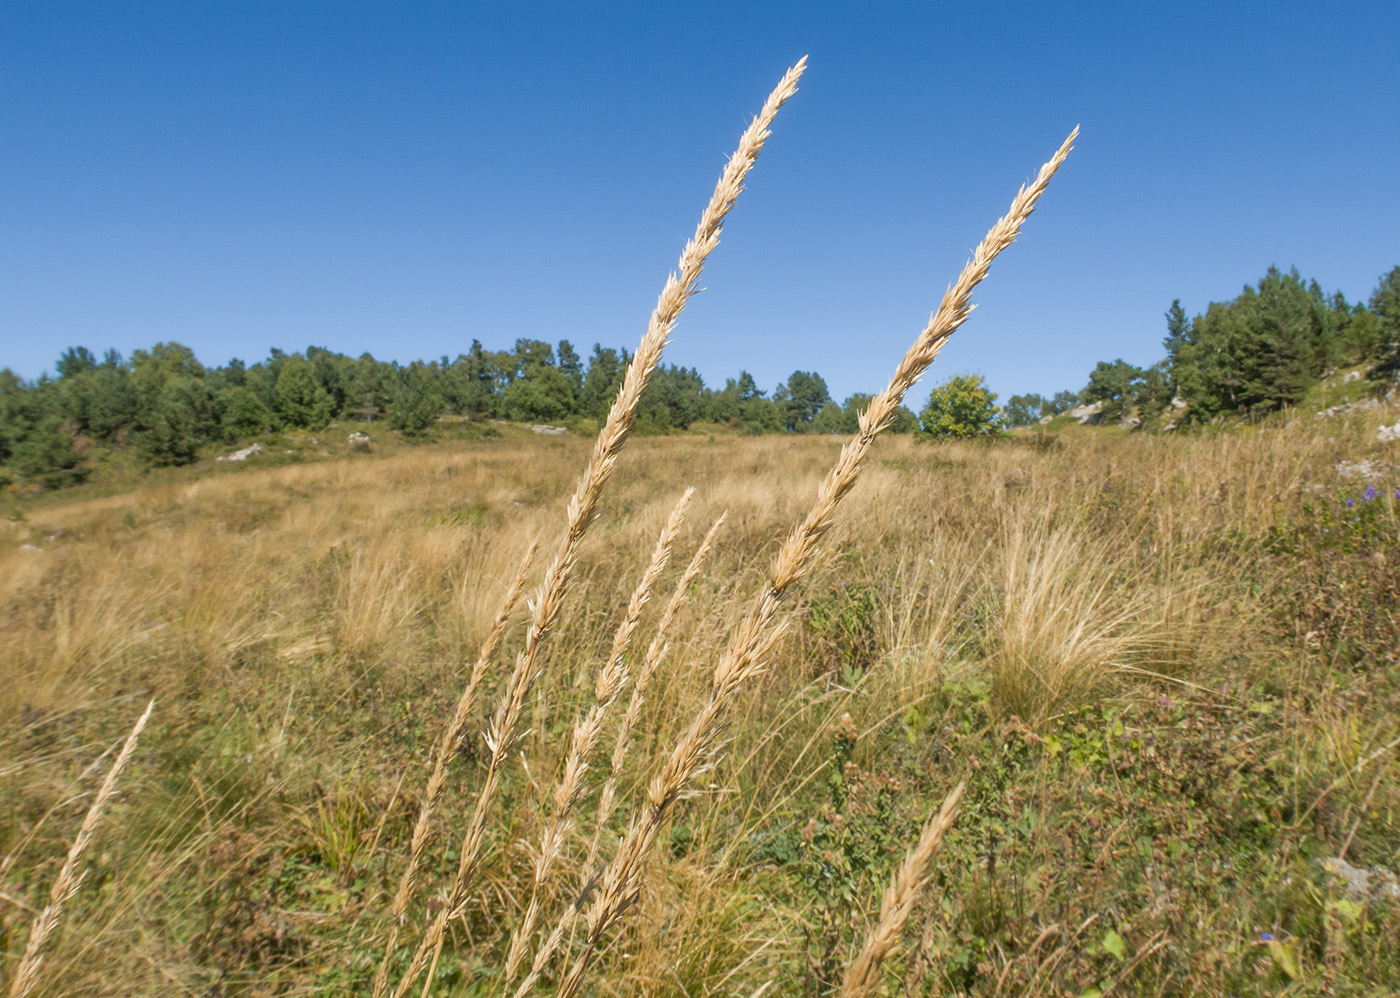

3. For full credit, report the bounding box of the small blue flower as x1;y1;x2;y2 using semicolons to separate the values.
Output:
1363;485;1377;501
1261;931;1274;942
1346;498;1355;507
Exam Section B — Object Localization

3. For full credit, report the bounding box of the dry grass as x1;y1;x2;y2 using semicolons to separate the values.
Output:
3;407;1398;994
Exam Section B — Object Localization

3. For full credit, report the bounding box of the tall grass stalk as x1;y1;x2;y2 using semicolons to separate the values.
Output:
502;489;694;987
555;126;1078;998
387;57;807;998
839;782;964;998
372;540;538;998
510;510;728;998
6;699;153;998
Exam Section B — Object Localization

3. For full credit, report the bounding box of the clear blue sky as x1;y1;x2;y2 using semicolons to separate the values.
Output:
4;2;1398;404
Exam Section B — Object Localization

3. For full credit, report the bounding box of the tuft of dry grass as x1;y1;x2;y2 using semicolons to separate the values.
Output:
987;507;1204;722
371;538;537;998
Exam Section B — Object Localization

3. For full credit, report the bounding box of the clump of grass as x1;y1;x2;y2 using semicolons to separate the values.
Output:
987;508;1200;722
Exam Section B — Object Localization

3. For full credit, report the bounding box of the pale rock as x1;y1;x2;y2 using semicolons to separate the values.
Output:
216;443;264;462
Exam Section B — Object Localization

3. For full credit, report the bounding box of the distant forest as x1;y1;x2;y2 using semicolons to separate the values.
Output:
1002;264;1400;428
2;263;1397;491
0;337;920;490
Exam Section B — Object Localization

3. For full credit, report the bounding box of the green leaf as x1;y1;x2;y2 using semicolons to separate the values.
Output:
1102;929;1127;962
1267;939;1299;979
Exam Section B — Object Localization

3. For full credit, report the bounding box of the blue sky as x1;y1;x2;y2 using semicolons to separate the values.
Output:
3;2;1398;405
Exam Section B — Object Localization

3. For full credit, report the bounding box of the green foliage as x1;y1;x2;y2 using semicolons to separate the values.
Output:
807;580;882;676
9;413;88;489
389;365;445;434
918;373;1004;439
217;385;279;441
811;401;845;435
501;365;573;423
137;375;217;465
1003;393;1047;427
0;368;32;462
887;404;919;433
275;356;334;430
1175;267;1341;419
579;344;627;418
1081;359;1168;425
789;714;910;996
776;371;832;432
638;365;705;430
1368;265;1400;380
68;361;138;442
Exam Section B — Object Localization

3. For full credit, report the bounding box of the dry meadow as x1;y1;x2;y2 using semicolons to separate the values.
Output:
3;410;1399;996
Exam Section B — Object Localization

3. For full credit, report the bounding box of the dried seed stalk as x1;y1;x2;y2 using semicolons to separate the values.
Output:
372;540;538;998
510;510;727;998
391;57;807;998
8;700;154;998
502;490;693;987
556;127;1077;998
840;782;964;998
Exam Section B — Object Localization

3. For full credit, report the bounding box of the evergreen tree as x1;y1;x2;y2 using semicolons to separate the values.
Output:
275;356;334;429
10;413;88;489
501;365;575;423
811;401;845;434
1163;299;1190;396
776;370;831;432
444;341;499;418
1369;266;1400;380
307;346;349;417
638;365;705;430
345;353;394;423
580;345;627;418
888;405;919;433
65;362;138;443
1003;393;1047;427
705;378;741;425
841;393;874;433
388;364;444;434
0;368;32;463
217;385;279;441
56;346;98;380
557;340;583;393
1082;360;1145;424
137;376;216;465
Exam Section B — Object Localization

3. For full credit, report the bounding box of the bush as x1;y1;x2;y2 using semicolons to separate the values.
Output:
9;415;88;489
918;373;1004;439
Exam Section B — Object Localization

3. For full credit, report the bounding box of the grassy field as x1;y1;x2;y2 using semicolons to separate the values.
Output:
3;403;1399;996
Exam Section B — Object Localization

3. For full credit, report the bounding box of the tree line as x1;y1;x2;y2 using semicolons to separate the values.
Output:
0;338;921;489
1000;264;1400;428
